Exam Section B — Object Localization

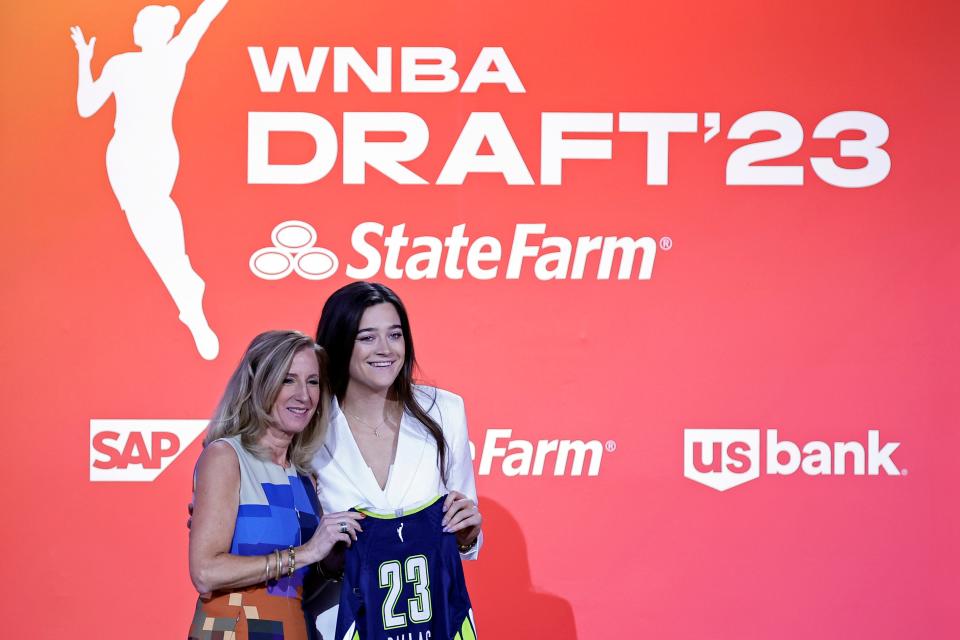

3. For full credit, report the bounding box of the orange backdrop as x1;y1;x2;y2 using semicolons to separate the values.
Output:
1;1;958;638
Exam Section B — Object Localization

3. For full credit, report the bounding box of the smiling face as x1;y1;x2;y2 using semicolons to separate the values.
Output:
348;303;405;396
269;347;321;434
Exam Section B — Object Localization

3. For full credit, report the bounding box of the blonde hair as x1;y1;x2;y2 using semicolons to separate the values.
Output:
204;330;329;475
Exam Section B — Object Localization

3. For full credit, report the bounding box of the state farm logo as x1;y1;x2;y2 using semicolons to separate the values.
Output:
249;220;339;280
90;420;207;482
683;429;903;492
471;428;611;477
250;220;669;283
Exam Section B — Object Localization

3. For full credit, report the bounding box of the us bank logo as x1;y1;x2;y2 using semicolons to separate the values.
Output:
684;429;761;491
683;429;904;492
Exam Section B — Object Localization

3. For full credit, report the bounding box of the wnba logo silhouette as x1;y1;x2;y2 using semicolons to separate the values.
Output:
249;221;339;280
70;1;229;360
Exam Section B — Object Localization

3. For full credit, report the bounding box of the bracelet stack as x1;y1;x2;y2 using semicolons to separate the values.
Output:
265;547;298;583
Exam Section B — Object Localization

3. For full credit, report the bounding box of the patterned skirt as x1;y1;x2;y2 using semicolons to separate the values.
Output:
188;584;308;640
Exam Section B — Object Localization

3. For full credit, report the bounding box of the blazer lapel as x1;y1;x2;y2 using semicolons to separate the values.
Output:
324;400;389;509
384;410;430;507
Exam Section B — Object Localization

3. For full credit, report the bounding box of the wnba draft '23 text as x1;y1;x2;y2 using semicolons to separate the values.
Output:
245;47;890;189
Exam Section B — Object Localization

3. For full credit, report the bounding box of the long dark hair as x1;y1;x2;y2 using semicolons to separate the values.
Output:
315;282;447;481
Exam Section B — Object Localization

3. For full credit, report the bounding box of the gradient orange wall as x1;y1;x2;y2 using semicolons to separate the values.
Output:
2;1;958;638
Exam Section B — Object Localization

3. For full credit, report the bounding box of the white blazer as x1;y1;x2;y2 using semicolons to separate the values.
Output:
308;386;482;639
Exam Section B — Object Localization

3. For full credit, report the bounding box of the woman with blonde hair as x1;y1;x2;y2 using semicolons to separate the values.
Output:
188;330;364;640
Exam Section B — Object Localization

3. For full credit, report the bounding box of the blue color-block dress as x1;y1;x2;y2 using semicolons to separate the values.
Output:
188;435;321;640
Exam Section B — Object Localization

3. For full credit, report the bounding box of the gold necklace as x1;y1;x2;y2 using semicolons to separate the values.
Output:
344;404;400;440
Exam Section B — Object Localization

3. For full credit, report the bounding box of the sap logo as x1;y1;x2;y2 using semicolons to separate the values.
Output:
683;429;902;492
90;420;207;482
471;428;604;477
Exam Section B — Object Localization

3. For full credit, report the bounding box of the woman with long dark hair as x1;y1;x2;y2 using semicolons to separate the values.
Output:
308;282;483;639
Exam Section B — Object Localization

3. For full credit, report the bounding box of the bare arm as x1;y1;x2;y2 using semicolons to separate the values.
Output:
189;440;364;594
70;26;113;117
173;0;230;59
189;441;268;593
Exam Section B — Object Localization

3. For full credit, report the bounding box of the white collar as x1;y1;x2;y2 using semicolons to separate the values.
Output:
324;396;432;510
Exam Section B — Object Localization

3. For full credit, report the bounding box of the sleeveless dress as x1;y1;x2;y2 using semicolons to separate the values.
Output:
188;436;321;640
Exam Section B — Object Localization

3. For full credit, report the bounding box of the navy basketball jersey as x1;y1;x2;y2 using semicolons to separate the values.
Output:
335;495;477;640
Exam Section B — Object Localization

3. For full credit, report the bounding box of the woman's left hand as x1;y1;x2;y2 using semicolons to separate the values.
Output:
441;491;482;548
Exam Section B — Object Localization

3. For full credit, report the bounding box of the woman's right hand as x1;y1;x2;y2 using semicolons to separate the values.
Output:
298;511;365;565
69;26;95;63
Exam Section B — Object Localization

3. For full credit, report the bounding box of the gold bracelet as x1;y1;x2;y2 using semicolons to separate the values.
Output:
274;549;282;581
287;547;296;577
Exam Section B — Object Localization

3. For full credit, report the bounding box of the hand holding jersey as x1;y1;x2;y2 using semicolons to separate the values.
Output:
441;491;482;551
298;511;366;565
336;496;478;640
